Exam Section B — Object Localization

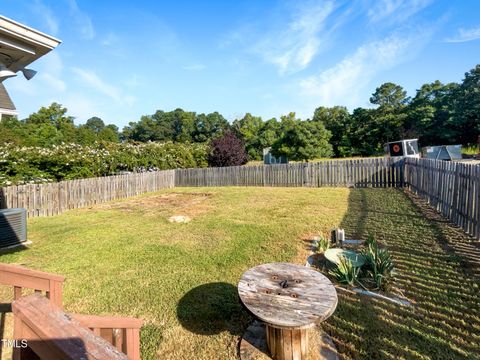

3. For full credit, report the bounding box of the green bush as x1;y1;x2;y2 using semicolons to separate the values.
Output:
317;235;330;253
0;141;208;186
362;237;394;291
328;256;360;286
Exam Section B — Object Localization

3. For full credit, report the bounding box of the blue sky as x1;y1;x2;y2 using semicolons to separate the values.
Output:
2;0;480;128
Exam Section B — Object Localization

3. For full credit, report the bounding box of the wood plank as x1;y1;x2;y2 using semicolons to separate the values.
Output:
12;294;128;360
238;262;337;329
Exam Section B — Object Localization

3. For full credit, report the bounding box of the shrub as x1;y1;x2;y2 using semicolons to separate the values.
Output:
328;256;360;286
207;131;247;167
317;235;330;253
0;141;208;186
362;237;394;291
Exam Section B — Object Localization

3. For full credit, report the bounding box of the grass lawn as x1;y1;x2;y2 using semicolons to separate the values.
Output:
1;187;479;359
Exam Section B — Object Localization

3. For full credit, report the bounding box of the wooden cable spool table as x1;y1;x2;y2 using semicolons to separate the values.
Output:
238;263;338;360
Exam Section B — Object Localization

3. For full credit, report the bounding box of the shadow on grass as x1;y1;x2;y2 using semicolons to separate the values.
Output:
323;188;480;359
0;245;29;256
177;282;247;336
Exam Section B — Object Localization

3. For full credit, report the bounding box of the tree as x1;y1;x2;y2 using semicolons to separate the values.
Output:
313;106;352;157
258;118;282;150
25;122;61;147
171;108;196;143
232;113;264;160
207;131;247;167
454;65;480;144
349;108;380;156
122;115;163;142
76;125;97;145
25;102;75;129
271;114;333;161
0;116;25;145
85;117;105;133
370;82;409;109
370;83;409;144
407;81;458;145
193;112;229;143
99;124;120;142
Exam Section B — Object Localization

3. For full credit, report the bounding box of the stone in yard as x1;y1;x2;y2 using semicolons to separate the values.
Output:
168;215;191;223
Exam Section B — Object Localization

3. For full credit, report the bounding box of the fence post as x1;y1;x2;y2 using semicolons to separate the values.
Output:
303;163;309;187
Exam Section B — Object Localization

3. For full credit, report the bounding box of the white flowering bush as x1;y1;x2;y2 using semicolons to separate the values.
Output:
0;141;207;186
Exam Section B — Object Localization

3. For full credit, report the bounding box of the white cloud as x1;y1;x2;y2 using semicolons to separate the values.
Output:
40;73;66;92
124;74;140;88
61;93;105;123
33;0;59;35
101;32;119;46
445;26;480;43
253;1;337;74
67;0;95;39
71;67;135;106
39;52;65;91
299;33;424;109
368;0;433;24
182;63;206;71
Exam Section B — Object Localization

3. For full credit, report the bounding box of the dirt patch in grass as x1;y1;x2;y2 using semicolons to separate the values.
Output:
95;192;214;219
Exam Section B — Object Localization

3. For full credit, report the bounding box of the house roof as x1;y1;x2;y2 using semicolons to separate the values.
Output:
0;82;16;111
0;15;61;73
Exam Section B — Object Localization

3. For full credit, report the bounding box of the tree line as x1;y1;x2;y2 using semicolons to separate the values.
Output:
1;63;478;163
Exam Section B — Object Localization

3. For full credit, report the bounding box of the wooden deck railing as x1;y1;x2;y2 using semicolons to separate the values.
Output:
13;294;129;360
1;264;142;360
0;263;65;310
72;314;142;360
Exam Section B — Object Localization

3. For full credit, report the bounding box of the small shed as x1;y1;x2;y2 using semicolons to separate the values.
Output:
385;139;420;158
263;147;288;165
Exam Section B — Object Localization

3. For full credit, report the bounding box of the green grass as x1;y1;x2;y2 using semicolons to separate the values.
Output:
0;187;348;359
462;144;479;156
330;189;480;359
1;187;479;359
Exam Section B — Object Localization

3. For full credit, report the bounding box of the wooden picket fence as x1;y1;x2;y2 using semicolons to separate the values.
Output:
0;170;175;217
175;158;405;188
405;158;480;239
1;158;479;240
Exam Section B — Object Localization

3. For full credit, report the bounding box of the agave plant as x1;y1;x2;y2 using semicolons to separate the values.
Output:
328;256;360;286
364;234;376;247
362;236;394;290
317;235;330;253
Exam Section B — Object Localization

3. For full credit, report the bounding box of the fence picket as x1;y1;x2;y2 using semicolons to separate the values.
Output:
1;158;478;240
404;158;478;239
0;170;175;218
